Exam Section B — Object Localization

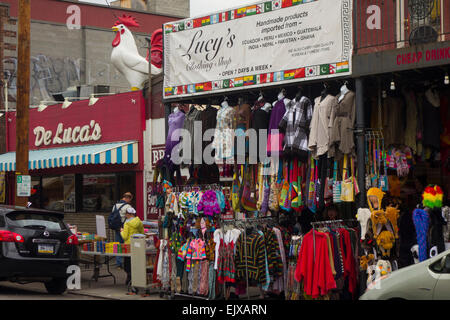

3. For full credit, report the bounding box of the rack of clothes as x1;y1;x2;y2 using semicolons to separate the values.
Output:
292;219;360;300
215;216;290;300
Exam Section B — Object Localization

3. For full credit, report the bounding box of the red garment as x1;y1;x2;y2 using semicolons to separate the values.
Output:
295;231;336;298
152;238;162;285
338;229;357;298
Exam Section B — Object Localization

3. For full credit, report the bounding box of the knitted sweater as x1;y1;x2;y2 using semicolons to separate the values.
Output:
235;232;267;285
263;229;284;277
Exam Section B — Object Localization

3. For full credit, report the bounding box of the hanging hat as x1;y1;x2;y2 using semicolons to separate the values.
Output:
422;185;443;209
162;180;172;193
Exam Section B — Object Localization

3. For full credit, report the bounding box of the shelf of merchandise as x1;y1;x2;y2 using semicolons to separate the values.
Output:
130;237;160;293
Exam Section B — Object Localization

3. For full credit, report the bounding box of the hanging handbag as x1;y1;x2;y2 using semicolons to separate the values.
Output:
324;165;334;202
268;159;283;212
379;140;389;192
291;160;300;211
340;154;355;202
332;160;342;204
257;163;264;211
307;156;317;213
240;164;258;212
231;164;242;212
351;156;360;196
279;160;292;212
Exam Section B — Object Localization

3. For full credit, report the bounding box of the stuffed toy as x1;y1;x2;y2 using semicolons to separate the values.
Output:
376;230;395;257
371;210;388;238
359;254;375;271
356;208;372;240
385;206;400;239
367;187;385;212
366;264;377;287
376;259;392;276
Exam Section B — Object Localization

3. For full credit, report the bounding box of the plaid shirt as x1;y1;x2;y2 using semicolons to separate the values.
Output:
278;96;313;153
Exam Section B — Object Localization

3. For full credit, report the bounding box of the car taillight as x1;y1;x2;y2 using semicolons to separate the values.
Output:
0;230;24;243
66;234;79;245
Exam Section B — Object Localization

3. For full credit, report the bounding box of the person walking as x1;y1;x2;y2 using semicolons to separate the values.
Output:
111;192;134;268
120;206;144;286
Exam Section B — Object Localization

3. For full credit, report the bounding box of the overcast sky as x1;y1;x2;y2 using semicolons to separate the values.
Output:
78;0;257;17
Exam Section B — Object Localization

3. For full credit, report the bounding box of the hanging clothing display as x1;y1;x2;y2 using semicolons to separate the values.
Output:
329;90;356;158
382;96;405;147
165;109;185;164
212;104;236;161
308;94;338;159
267;97;289;157
182;106;202;165
278;96;313;161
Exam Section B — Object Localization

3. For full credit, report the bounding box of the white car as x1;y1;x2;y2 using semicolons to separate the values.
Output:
360;249;450;300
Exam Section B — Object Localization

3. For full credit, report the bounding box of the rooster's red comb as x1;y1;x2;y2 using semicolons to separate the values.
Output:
113;15;140;28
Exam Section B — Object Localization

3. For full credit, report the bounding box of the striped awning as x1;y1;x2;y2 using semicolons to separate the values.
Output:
0;141;139;172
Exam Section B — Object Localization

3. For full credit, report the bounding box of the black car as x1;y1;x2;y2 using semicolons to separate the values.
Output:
0;205;79;294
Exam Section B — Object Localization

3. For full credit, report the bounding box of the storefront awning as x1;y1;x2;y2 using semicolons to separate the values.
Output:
0;141;139;172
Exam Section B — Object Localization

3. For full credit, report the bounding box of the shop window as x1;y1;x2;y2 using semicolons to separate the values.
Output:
82;174;117;212
41;176;64;212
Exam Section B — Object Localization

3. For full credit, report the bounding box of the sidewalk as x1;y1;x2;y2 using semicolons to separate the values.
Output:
68;264;165;300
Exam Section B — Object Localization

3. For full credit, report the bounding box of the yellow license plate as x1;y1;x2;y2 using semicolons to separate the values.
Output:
38;244;54;254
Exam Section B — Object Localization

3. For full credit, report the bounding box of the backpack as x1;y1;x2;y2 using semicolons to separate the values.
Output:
108;202;127;230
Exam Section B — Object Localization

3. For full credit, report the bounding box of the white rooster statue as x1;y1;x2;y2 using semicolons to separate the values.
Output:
111;15;163;91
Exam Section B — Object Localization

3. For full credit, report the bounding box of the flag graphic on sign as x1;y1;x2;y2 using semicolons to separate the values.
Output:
292;0;303;5
203;82;212;91
246;5;257;15
236;7;246;18
244;76;256;86
257;73;268;84
195;83;204;92
193;18;202;28
320;64;330;75
220;12;229;22
272;0;282;10
337;61;349;73
294;68;305;78
177;22;185;31
210;14;220;24
284;70;295;80
164;25;173;34
282;0;293;7
164;87;173;96
187;84;196;93
329;64;337;74
264;1;273;12
306;66;318;77
268;72;275;82
213;81;223;90
201;16;211;26
229;79;235;88
229;10;235;20
234;77;244;87
185;20;193;29
256;4;265;13
223;79;230;88
274;71;284;82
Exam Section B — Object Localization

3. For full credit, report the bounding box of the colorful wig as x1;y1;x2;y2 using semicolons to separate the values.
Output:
422;185;443;209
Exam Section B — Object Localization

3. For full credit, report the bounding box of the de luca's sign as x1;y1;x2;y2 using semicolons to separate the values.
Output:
163;0;353;99
33;121;102;147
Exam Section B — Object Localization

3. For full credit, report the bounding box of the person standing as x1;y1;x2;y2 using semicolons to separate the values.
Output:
111;192;133;268
121;207;144;286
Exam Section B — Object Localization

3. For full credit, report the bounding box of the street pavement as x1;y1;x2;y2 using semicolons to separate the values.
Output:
0;264;165;300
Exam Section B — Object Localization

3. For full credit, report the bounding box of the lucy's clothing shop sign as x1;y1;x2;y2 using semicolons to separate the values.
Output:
163;0;352;99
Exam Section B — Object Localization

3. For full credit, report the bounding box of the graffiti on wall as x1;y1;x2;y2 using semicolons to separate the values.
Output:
3;54;128;106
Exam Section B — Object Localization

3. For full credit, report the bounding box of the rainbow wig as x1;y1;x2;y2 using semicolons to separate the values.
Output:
422;185;444;209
